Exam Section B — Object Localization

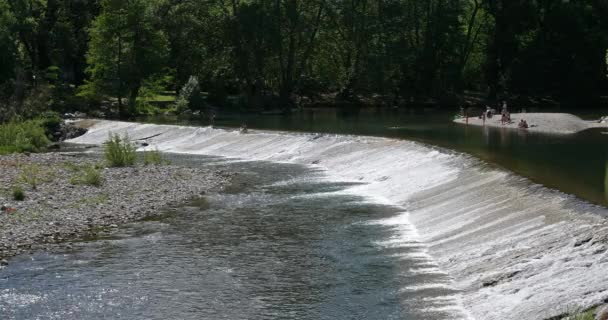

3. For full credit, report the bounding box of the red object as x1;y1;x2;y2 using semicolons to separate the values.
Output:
1;206;16;213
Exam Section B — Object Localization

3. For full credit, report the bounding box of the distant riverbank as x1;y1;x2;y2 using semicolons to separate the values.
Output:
0;152;230;264
453;112;606;134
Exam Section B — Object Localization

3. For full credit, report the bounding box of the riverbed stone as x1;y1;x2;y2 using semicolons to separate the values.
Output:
0;152;229;261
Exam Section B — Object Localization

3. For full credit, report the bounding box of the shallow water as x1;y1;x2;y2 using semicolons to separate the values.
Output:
0;156;465;320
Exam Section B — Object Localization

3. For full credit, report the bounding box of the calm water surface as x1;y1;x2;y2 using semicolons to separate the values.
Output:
141;108;608;206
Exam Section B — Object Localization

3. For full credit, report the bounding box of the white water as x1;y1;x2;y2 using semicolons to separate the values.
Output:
70;120;608;319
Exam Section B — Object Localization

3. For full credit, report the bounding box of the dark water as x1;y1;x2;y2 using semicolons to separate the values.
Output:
140;108;608;207
0;156;461;319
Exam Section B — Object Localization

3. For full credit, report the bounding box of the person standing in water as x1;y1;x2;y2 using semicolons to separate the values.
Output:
209;111;216;128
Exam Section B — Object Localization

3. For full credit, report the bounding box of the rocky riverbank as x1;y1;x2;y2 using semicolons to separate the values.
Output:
0;152;230;264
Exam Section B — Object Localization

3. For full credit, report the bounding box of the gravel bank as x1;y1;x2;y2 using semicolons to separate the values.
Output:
0;152;230;263
453;112;607;134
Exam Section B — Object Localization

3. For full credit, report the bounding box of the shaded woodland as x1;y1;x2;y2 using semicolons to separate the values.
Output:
1;0;607;119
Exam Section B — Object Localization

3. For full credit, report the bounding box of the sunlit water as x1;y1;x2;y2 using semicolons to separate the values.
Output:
139;108;608;206
0;155;465;320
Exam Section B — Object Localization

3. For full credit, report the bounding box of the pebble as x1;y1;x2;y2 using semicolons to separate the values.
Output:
0;152;228;261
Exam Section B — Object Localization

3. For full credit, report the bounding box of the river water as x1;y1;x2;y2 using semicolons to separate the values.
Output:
142;108;608;206
3;112;608;320
0;155;466;320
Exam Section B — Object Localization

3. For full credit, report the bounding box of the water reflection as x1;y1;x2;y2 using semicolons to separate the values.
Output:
137;109;608;207
605;159;608;203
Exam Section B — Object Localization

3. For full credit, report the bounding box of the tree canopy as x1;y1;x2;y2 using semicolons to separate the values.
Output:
0;0;607;117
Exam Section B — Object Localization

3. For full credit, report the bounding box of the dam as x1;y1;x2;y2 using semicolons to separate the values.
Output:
2;120;607;319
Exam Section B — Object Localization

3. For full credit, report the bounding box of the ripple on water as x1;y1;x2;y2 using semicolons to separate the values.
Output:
0;157;467;320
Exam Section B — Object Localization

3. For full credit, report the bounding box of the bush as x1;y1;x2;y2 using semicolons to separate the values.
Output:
70;164;103;186
12;185;25;201
39;111;63;135
175;76;204;113
104;133;136;167
18;164;55;190
0;120;51;154
142;148;167;165
19;164;42;190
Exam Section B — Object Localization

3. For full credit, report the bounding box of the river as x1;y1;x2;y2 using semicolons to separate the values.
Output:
142;108;608;207
0;155;466;320
2;112;608;319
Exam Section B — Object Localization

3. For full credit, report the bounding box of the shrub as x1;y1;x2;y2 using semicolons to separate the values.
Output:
12;185;25;201
175;76;203;113
39;111;63;135
104;133;136;167
18;164;55;190
0;120;51;154
70;164;103;186
19;164;42;190
142;148;167;165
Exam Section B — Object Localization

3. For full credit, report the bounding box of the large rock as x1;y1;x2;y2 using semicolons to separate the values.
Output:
596;305;608;320
51;122;88;141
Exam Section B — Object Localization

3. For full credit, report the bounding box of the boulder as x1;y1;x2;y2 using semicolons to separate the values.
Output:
596;304;608;320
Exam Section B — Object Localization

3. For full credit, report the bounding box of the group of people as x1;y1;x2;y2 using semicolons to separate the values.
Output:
498;101;511;125
518;119;529;129
477;101;511;124
469;101;529;130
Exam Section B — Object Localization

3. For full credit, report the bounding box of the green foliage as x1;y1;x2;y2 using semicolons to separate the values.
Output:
18;163;56;190
0;0;16;83
84;0;169;116
571;310;595;320
605;49;608;80
12;185;25;201
20;85;54;118
70;164;103;187
135;77;175;114
39;111;62;135
175;76;203;113
0;120;51;154
104;133;137;167
1;0;608;113
567;307;596;320
76;79;105;103
142;148;167;165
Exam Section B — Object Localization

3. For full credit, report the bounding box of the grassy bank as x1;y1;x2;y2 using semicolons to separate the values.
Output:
0;112;66;154
0;120;51;154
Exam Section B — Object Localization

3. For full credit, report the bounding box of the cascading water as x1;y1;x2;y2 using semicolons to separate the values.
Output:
65;120;608;319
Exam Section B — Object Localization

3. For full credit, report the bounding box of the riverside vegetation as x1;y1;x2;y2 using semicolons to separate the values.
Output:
0;128;228;264
0;0;607;120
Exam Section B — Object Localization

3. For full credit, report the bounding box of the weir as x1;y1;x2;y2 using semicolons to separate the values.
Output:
70;120;608;320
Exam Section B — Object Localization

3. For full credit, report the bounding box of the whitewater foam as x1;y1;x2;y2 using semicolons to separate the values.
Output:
69;120;608;319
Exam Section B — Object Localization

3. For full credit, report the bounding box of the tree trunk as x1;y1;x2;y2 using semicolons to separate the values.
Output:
117;36;126;117
128;86;140;116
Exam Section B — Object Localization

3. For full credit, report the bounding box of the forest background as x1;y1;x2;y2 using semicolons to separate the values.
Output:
1;0;607;120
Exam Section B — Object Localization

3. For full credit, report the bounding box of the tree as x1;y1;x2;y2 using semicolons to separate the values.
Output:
0;0;16;84
83;0;168;116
